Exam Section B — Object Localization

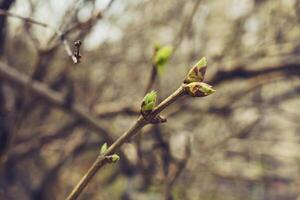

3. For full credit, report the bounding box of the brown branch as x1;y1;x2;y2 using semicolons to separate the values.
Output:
66;86;187;200
0;62;112;142
144;64;158;95
32;139;102;200
94;55;300;121
209;54;300;85
163;136;191;200
0;62;136;177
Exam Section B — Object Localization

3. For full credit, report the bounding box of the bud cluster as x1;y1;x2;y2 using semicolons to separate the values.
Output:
184;57;215;97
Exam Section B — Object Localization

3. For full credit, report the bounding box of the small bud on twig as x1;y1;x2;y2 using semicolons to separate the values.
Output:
100;143;108;154
110;154;120;162
141;91;157;116
184;82;215;97
184;57;207;83
100;143;120;163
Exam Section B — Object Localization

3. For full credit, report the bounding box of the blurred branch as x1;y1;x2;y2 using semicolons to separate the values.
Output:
144;63;158;95
0;62;112;142
0;61;141;183
51;0;115;46
0;9;79;63
0;0;13;157
0;0;15;55
210;54;300;85
164;136;191;200
13;119;80;160
32;139;100;200
96;104;139;118
173;0;202;53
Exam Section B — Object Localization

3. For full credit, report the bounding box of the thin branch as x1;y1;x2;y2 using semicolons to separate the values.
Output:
172;0;203;53
66;86;187;200
144;64;158;95
0;62;112;141
163;135;191;200
209;54;300;85
97;55;300;119
60;0;115;38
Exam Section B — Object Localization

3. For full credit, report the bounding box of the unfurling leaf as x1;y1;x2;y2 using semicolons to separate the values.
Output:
184;57;207;83
184;82;215;97
111;154;120;162
154;45;173;75
100;143;108;154
141;91;157;114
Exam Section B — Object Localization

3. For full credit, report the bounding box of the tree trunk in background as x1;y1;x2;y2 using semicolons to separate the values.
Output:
0;0;15;160
0;0;15;55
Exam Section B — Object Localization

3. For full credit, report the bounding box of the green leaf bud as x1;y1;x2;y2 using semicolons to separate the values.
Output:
184;57;207;83
141;91;157;114
111;154;120;162
100;143;108;154
184;82;215;97
154;45;173;75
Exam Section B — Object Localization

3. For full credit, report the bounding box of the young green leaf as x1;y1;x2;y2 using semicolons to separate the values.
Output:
154;45;173;75
141;91;157;114
184;57;207;83
154;42;162;51
100;143;108;154
111;154;120;162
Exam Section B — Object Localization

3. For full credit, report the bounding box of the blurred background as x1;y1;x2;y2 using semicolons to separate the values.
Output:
0;0;300;199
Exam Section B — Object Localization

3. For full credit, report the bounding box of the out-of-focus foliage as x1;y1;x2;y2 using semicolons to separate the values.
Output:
0;0;300;200
154;45;173;75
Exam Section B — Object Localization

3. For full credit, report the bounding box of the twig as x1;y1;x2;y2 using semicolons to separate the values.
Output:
144;64;157;95
209;54;300;85
144;46;160;95
66;86;186;200
66;55;217;199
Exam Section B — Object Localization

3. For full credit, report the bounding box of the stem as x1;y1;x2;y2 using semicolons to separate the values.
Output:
65;85;186;200
144;64;157;95
151;85;186;116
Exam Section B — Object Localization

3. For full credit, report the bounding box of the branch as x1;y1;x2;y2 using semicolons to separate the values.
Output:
0;62;112;142
144;63;158;95
66;86;186;200
0;9;79;63
66;57;215;200
164;140;191;200
60;0;114;39
209;54;300;85
0;61;140;178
